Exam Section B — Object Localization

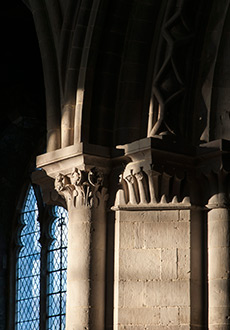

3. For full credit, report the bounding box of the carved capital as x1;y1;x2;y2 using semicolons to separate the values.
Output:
115;138;230;209
204;170;230;208
31;169;67;208
55;167;108;209
118;163;188;207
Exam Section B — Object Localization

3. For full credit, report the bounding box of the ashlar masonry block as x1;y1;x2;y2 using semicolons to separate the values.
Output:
119;280;145;308
159;210;179;222
119;249;161;280
178;248;191;280
119;221;146;249
145;280;190;307
119;221;135;249
160;306;179;326
179;307;191;325
179;210;191;222
118;307;160;325
144;220;190;248
161;248;177;280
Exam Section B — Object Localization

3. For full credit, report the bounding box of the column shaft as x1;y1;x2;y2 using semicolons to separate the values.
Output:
66;206;106;330
208;208;230;329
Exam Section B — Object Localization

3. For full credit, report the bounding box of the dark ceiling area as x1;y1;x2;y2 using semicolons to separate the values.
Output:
0;2;46;237
0;4;46;328
0;1;45;131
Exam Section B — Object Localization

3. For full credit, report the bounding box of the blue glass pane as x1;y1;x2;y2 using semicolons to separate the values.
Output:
48;271;61;293
48;293;61;315
47;206;68;329
61;315;66;330
17;319;40;330
17;254;40;278
20;232;40;254
48;316;60;329
61;292;67;314
62;272;67;292
16;186;41;329
23;187;38;213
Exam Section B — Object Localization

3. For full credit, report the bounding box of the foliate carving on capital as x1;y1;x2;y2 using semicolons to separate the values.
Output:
55;167;108;209
117;163;189;207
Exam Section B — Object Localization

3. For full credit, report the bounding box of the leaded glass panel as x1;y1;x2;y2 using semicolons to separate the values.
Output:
47;206;68;330
15;185;41;330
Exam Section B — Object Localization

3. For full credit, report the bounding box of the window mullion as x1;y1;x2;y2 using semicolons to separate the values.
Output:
39;206;53;330
47;206;68;330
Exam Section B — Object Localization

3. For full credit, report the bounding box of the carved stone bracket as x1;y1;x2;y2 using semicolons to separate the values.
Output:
114;137;230;209
119;163;188;207
54;167;108;209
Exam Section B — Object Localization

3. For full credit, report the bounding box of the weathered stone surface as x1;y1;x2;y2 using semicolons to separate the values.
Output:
119;249;161;280
179;307;190;325
209;279;230;307
208;219;230;248
160;306;179;326
118;307;160;325
209;306;230;325
144;221;190;248
119;221;136;249
178;249;191;280
161;248;177;280
208;247;229;279
179;210;191;222
159;210;179;222
145;280;190;307
119;280;145;308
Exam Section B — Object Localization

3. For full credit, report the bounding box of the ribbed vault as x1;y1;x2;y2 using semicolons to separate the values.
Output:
193;0;230;144
24;0;230;151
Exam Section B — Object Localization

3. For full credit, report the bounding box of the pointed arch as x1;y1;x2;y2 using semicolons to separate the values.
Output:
14;184;69;329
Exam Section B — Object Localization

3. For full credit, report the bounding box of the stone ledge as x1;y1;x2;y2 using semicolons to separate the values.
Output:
112;203;204;211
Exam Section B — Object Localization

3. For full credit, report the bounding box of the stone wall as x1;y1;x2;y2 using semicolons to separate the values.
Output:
114;209;192;329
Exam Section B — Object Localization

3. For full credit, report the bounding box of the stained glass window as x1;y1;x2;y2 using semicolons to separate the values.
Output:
15;185;68;330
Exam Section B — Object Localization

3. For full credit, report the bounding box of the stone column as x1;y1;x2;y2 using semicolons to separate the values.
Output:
54;167;108;330
207;171;230;329
32;143;112;330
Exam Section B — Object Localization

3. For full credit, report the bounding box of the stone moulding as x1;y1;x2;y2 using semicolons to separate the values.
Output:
31;143;113;209
32;138;230;210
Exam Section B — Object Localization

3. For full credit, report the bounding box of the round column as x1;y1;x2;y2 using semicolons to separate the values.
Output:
208;206;230;328
55;168;107;330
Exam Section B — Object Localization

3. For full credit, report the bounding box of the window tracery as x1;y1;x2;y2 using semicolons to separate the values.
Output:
15;185;68;329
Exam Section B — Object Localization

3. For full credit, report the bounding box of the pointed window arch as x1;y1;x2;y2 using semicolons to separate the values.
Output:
15;185;68;329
